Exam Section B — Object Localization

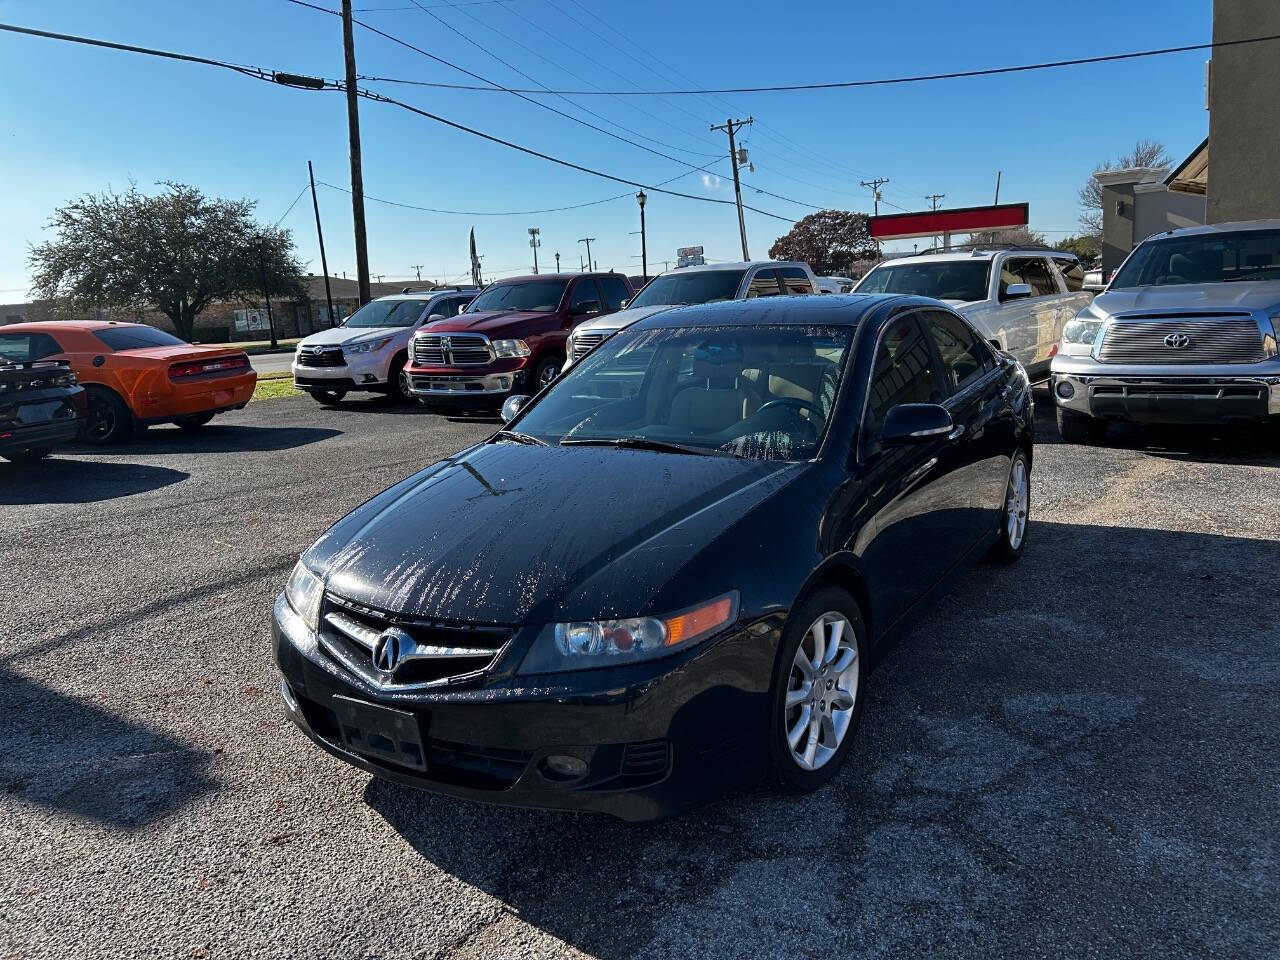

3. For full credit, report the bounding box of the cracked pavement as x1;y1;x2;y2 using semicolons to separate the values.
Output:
2;389;1278;959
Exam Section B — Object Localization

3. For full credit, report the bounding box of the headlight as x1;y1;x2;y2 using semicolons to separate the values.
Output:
53;371;77;387
1268;314;1279;356
491;339;531;358
347;336;393;354
284;560;324;632
518;592;738;674
1062;314;1104;346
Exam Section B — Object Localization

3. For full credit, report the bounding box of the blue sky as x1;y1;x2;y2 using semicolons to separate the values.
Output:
0;0;1211;296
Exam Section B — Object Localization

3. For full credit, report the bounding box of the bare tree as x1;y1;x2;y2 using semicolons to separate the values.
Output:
1078;139;1172;235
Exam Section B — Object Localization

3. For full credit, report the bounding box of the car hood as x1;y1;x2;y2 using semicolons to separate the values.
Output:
424;310;548;335
1094;281;1280;315
573;305;674;335
304;442;803;625
298;326;403;347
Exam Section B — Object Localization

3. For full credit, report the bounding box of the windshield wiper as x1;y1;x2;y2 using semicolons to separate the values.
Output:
492;429;546;446
560;436;714;456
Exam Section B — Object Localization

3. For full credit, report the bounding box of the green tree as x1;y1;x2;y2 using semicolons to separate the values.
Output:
29;181;304;341
769;209;878;275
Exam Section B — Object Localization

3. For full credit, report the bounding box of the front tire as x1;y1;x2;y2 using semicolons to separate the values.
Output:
1056;406;1108;444
988;449;1030;563
309;388;347;406
83;386;133;445
387;355;411;403
3;445;54;464
531;354;562;393
769;588;867;793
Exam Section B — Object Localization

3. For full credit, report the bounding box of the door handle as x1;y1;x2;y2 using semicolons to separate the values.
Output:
903;456;938;486
947;424;965;441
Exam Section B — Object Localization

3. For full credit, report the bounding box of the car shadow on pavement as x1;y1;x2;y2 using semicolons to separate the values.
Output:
1031;385;1279;466
105;424;341;455
0;459;189;505
363;519;1280;959
0;667;218;829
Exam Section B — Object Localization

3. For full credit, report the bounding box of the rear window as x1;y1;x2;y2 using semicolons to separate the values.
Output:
778;266;815;295
94;326;187;350
1054;257;1085;292
0;332;62;363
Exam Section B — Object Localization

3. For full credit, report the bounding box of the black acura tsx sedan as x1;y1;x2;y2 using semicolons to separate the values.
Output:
272;294;1033;820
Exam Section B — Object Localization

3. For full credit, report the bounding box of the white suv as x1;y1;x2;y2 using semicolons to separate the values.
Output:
854;248;1092;379
292;288;477;404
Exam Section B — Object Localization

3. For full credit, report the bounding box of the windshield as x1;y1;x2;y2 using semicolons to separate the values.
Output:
1110;229;1280;287
629;270;747;308
466;279;569;313
856;261;991;302
345;299;430;328
511;324;852;462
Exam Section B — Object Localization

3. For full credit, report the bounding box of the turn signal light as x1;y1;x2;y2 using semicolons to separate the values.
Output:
664;596;734;647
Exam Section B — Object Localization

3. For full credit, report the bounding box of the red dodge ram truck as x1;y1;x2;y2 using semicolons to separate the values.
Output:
405;272;633;410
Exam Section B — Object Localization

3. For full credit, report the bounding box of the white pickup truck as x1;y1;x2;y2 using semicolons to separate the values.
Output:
854;248;1093;379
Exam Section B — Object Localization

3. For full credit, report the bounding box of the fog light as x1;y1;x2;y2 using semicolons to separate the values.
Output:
540;754;588;781
498;377;510;389
1055;380;1075;400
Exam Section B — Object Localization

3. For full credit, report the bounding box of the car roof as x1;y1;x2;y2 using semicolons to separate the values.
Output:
0;319;145;333
489;272;627;283
1144;218;1280;239
666;260;807;273
875;248;1075;268
372;289;478;302
634;293;919;329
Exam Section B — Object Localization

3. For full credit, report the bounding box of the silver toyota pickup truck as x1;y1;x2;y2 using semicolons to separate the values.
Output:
1050;221;1280;443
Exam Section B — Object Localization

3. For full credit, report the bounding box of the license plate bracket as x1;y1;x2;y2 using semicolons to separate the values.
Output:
330;695;427;771
16;400;64;425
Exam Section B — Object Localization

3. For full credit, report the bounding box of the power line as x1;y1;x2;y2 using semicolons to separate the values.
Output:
274;182;312;225
338;31;1280;95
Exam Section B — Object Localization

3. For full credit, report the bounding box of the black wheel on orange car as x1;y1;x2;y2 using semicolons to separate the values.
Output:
175;412;215;432
83;385;132;445
768;587;867;793
310;388;346;406
532;353;562;392
2;445;54;465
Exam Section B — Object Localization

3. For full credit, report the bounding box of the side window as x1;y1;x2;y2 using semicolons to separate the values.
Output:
1003;257;1057;297
745;270;782;298
568;280;602;314
1054;257;1085;292
921;310;993;395
0;332;63;363
777;266;814;295
600;276;630;311
866;315;945;432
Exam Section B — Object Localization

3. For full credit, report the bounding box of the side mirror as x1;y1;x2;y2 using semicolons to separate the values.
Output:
570;300;601;317
619;299;630;309
1002;283;1033;301
425;313;446;323
881;403;954;444
501;394;531;423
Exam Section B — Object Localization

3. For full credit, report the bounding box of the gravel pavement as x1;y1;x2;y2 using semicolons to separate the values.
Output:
2;389;1278;959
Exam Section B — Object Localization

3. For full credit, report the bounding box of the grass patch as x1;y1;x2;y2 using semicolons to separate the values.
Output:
252;370;303;402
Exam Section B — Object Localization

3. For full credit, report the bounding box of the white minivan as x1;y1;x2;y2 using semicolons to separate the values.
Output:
292;288;477;404
854;248;1092;379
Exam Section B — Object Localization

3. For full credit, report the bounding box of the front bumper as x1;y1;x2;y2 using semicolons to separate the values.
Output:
292;349;394;392
406;368;529;404
0;387;85;451
272;594;772;820
1051;356;1280;424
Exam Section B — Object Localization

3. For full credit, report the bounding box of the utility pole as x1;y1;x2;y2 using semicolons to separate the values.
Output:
257;244;278;350
373;274;385;283
926;193;945;211
307;160;337;330
528;227;541;274
411;264;424;283
860;178;890;216
994;171;1002;205
711;117;752;260
341;0;371;306
578;237;595;272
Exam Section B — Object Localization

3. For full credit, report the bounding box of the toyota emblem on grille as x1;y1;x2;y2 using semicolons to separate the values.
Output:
311;345;326;354
1164;333;1192;349
371;627;413;673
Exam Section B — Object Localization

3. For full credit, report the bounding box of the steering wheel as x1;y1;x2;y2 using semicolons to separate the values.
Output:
756;397;826;420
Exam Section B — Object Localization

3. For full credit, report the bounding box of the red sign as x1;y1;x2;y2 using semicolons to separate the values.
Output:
868;203;1030;241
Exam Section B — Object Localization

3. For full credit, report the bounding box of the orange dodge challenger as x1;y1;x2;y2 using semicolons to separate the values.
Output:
0;321;257;443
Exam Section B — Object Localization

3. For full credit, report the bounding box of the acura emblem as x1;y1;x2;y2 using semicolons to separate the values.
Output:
1164;333;1192;349
371;627;413;674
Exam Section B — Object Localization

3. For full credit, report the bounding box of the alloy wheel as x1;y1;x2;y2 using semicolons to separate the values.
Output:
1005;457;1029;550
398;367;412;400
538;362;559;389
87;395;116;441
784;612;859;771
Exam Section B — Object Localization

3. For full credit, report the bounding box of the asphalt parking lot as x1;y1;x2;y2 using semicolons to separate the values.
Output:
2;391;1278;959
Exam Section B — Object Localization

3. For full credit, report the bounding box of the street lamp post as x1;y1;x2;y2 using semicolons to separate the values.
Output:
636;190;647;280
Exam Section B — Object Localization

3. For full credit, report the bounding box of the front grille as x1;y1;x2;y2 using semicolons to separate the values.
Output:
1097;314;1266;364
297;347;346;367
413;334;491;367
570;330;609;361
318;593;510;690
